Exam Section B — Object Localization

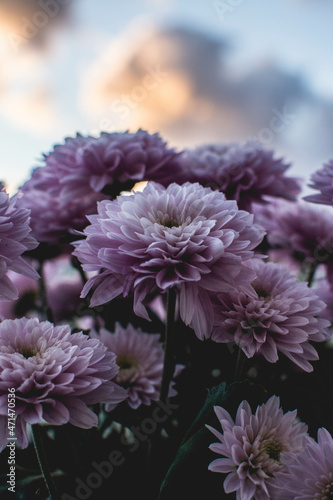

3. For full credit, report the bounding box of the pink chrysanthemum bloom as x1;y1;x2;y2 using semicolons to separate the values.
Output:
253;197;333;283
207;396;308;500
73;182;265;340
211;260;331;371
253;200;333;283
0;185;39;300
314;279;333;326
44;256;84;322
17;169;105;244
179;140;301;211
91;323;182;409
272;428;333;499
0;317;127;451
33;129;183;201
0;257;85;323
0;271;38;320
304;160;333;206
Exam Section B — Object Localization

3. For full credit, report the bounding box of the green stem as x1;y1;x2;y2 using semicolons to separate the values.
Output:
307;261;318;287
37;263;54;323
159;288;177;404
145;437;152;483
71;255;88;285
31;425;60;500
234;347;246;381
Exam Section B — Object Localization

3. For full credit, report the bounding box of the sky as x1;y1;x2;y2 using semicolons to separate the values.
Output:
0;0;333;194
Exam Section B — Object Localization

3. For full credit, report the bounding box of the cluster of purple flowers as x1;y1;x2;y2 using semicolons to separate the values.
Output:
0;128;332;499
253;199;333;283
0;317;127;451
208;396;333;499
72;181;265;339
179;140;301;211
16;130;182;244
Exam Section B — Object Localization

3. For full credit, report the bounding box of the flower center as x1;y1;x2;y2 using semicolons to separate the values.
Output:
118;358;134;370
321;482;333;499
20;347;37;359
264;441;282;462
158;216;181;228
253;284;269;298
116;355;139;385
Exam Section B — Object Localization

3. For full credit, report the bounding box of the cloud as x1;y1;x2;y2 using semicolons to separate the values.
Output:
0;43;63;135
0;1;74;136
0;0;72;51
78;23;333;186
0;85;60;135
79;22;233;141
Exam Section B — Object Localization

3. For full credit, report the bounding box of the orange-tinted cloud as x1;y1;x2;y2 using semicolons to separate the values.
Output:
79;24;304;145
79;23;333;182
0;0;72;51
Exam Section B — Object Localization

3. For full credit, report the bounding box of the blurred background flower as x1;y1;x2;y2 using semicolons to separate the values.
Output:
90;323;183;409
1;0;333;196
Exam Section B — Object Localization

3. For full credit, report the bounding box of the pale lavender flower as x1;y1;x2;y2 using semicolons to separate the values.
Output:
211;260;331;371
33;129;183;201
179;140;301;211
304;160;333;206
0;271;38;320
253;200;333;283
0;317;128;451
91;323;182;409
272;428;333;499
44;256;84;322
314;279;333;326
207;395;308;500
17;130;183;244
0;257;84;323
73;182;265;340
0;185;39;300
17;170;105;244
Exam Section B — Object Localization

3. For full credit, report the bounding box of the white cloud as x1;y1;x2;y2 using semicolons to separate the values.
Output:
78;23;333;184
0;85;60;135
0;44;63;135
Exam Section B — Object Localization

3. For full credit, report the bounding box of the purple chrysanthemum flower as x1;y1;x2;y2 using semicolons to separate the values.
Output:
43;256;84;323
0;317;128;451
304;160;333;206
17;169;105;244
73;182;265;340
0;185;39;300
33;129;183;201
272;428;333;499
179;140;301;211
253;200;333;283
17;130;183;244
211;260;331;371
91;323;182;409
0;257;85;323
314;279;333;326
207;395;308;500
0;271;38;320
